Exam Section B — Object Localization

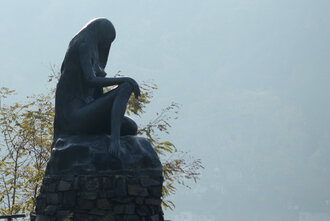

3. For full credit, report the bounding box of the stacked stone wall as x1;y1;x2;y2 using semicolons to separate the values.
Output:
35;172;164;221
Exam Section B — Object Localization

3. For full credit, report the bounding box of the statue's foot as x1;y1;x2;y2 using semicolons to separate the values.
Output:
109;139;120;157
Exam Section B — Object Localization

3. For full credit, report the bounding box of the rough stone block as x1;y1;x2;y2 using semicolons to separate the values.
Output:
35;197;46;212
62;175;75;182
149;186;162;197
135;197;144;205
78;199;95;210
97;199;112;210
44;182;57;192
141;177;162;187
102;177;112;189
85;177;99;191
125;204;135;214
74;213;96;221
112;197;134;204
43;177;53;184
56;210;72;220
123;215;140;221
114;177;127;196
58;180;72;191
46;193;60;205
115;216;124;221
44;205;57;216
150;214;160;221
88;209;107;216
81;192;98;200
63;191;76;208
114;205;125;214
46;136;162;175
73;176;80;190
145;198;162;206
127;185;148;197
136;205;150;216
126;177;140;185
102;213;115;221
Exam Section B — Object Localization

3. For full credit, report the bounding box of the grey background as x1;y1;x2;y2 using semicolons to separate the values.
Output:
0;1;329;220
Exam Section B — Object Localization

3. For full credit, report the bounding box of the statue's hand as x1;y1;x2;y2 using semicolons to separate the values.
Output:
125;77;140;99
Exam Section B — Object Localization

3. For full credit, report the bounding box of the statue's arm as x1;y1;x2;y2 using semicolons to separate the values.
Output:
79;43;125;87
79;43;141;98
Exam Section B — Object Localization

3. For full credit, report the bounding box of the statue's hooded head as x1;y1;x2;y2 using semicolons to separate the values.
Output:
80;18;116;69
83;18;116;46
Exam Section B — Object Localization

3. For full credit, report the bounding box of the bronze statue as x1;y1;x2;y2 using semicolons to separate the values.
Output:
54;18;140;157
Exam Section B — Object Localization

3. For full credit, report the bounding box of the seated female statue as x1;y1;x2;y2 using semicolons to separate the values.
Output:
54;18;140;157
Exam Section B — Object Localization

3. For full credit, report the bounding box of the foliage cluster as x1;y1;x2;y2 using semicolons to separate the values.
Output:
0;87;53;214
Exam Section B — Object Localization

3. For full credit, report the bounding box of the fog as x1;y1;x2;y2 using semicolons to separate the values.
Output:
0;0;329;220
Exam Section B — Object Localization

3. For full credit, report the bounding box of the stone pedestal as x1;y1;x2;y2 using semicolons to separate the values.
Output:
35;135;164;221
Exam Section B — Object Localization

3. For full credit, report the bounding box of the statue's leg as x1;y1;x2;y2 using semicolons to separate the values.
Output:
70;92;117;134
70;82;133;133
69;82;133;156
109;82;133;155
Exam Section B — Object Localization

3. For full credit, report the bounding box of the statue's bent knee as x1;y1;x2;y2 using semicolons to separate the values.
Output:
118;82;133;94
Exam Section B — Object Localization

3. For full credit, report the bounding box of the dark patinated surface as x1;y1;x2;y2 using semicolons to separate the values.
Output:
46;135;162;175
54;17;140;156
34;17;165;221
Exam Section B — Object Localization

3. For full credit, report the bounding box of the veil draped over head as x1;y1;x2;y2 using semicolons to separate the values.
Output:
63;18;116;72
80;18;116;69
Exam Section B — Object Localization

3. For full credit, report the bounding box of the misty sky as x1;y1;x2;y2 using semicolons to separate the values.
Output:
0;1;330;220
